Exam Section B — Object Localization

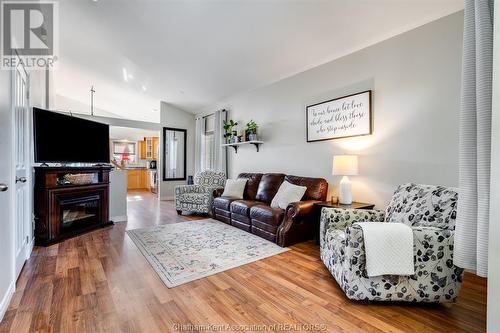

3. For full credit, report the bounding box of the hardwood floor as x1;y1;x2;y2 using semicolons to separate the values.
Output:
0;190;487;333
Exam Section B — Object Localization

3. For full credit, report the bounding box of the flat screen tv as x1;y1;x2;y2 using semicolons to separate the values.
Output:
34;108;110;163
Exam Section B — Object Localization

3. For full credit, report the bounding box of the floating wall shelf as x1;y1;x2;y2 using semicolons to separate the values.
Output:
221;140;263;153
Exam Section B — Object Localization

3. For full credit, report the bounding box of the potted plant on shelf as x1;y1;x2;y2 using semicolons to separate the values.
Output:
223;119;238;143
246;120;258;141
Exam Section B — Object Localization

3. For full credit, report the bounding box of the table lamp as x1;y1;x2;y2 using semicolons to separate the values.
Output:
332;155;358;205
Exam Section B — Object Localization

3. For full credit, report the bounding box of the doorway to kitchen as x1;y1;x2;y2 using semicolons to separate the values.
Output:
109;126;160;196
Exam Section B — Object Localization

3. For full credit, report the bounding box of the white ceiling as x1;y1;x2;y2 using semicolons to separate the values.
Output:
54;0;463;122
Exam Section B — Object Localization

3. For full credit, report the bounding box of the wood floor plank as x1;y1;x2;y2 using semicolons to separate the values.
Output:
0;190;487;333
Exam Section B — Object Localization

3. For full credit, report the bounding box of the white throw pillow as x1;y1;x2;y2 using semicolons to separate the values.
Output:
221;179;247;199
271;181;307;209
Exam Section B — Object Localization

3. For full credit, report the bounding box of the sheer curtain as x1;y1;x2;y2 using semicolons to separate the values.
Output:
194;116;205;174
194;110;227;175
213;109;227;175
455;0;494;277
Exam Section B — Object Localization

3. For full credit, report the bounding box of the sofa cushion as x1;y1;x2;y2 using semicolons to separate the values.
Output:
222;179;247;199
237;173;263;200
250;205;285;226
194;170;226;187
385;183;458;230
213;197;238;211
285;175;328;201
231;200;264;216
271;181;307;209
255;173;285;203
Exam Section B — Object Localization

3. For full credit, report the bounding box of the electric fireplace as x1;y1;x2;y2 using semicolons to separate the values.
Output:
34;166;113;246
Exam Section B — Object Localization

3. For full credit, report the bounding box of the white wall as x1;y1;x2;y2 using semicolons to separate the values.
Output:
159;102;195;200
109;170;128;222
487;2;500;331
199;12;463;208
109;126;159;142
56;94;125;119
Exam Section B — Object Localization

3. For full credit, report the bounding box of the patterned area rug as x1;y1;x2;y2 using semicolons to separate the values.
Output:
126;218;289;288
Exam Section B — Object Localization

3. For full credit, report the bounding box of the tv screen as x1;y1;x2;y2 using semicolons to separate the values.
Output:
34;108;110;163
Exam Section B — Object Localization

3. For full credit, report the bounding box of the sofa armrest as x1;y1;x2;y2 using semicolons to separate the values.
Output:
276;200;320;246
175;184;205;195
320;208;385;233
344;224;464;295
213;187;225;198
412;227;464;295
285;200;320;221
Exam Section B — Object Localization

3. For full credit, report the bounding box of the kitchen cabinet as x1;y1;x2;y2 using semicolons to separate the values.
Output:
127;169;149;190
138;137;159;160
152;137;159;160
138;141;146;160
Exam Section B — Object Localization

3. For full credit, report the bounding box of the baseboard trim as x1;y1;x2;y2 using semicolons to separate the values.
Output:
0;280;15;322
111;215;128;223
28;238;34;258
160;196;174;201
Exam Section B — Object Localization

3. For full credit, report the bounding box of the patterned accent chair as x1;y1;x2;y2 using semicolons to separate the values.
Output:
175;171;226;215
320;183;464;302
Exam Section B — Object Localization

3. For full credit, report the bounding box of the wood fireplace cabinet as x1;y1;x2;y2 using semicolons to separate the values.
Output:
34;166;113;246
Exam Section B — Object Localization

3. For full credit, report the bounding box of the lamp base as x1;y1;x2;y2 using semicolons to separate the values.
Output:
339;176;352;205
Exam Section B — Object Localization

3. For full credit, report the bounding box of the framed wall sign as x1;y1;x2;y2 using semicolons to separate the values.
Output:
306;90;372;142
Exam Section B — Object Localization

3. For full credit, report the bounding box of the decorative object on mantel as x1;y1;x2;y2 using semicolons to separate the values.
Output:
332;155;358;205
222;140;263;153
223;119;238;143
63;173;95;185
306;90;372;142
245;120;258;141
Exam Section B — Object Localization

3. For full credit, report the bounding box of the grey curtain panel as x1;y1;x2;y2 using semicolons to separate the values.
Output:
455;0;494;277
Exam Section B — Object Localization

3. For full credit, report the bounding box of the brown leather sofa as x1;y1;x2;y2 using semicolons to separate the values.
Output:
213;173;328;247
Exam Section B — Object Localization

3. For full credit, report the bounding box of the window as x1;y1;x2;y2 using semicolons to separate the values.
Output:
201;115;215;171
112;141;137;163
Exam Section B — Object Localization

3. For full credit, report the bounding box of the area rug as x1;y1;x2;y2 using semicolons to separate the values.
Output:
126;218;289;288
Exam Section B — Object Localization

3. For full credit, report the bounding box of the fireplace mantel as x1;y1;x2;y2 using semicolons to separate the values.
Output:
34;166;113;246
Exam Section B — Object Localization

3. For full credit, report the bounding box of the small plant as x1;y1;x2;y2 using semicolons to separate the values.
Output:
245;120;258;134
223;119;238;141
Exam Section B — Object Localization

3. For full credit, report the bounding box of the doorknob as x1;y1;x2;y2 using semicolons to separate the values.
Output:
0;183;8;192
16;177;27;183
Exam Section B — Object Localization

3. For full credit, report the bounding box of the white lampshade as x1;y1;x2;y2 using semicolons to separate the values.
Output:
332;155;359;176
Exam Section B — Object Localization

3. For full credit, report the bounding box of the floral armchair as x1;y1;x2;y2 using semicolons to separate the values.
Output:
320;183;464;302
175;171;226;215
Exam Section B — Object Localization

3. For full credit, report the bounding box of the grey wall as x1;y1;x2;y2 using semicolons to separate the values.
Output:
199;12;464;208
160;102;195;200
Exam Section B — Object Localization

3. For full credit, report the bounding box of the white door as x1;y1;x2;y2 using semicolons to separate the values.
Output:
13;60;32;277
0;69;14;298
